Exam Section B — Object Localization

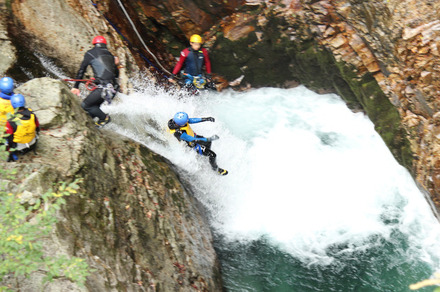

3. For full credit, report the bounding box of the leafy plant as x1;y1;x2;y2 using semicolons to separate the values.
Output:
0;124;90;290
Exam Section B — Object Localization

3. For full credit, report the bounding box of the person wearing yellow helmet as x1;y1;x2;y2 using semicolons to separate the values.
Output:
169;34;213;87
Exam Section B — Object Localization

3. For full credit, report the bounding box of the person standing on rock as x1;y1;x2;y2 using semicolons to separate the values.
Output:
71;36;119;128
5;93;40;162
168;112;228;176
0;77;15;129
168;34;214;89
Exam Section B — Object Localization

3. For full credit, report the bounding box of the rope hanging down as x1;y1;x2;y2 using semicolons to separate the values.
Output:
89;1;164;76
114;0;172;76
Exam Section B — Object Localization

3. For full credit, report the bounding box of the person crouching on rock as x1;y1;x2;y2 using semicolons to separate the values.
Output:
168;112;228;176
168;34;214;89
5;94;40;162
70;35;119;128
0;77;15;129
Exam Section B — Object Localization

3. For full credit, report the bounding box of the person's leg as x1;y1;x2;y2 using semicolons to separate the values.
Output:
81;89;106;121
203;148;218;170
196;136;212;149
196;139;227;175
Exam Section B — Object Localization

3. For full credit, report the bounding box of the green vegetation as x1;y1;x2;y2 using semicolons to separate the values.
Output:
0;125;89;290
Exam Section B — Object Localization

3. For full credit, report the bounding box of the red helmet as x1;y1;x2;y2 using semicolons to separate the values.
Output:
92;36;107;45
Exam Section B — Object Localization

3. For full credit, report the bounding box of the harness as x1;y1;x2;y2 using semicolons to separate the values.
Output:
98;83;117;104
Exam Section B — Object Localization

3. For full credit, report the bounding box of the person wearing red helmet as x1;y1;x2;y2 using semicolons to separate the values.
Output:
71;35;120;128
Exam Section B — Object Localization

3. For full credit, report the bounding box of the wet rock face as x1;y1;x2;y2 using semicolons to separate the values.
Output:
0;2;16;75
205;2;411;171
7;0;140;91
321;0;440;209
1;78;222;291
199;0;440;210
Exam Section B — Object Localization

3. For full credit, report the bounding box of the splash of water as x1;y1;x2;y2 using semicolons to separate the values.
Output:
105;85;440;269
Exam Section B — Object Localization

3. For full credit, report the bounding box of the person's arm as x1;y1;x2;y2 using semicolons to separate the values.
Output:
114;56;120;79
179;132;218;142
188;117;215;124
5;121;15;149
180;132;208;142
73;53;92;88
172;49;189;75
71;52;93;95
202;48;212;74
34;114;40;133
169;49;190;83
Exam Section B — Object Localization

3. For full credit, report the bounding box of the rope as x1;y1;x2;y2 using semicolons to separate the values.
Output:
114;0;173;76
63;78;97;91
89;1;172;78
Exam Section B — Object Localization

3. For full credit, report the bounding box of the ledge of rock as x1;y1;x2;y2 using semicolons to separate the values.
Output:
1;77;222;291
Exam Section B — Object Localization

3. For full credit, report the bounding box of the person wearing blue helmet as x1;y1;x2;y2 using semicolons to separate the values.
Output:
0;77;15;128
168;112;228;175
5;94;40;162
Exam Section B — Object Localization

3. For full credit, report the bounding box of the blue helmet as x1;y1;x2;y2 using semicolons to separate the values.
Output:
174;112;189;126
0;77;14;94
10;94;25;109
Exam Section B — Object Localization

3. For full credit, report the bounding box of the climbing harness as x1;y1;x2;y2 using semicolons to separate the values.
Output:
99;83;117;104
183;73;207;89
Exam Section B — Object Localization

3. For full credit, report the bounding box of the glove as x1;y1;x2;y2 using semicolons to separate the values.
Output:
169;74;177;83
206;135;219;142
202;117;215;122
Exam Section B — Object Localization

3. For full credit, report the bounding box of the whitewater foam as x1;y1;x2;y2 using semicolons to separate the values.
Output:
105;85;440;267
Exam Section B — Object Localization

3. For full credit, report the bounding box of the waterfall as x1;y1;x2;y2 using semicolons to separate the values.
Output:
103;83;440;290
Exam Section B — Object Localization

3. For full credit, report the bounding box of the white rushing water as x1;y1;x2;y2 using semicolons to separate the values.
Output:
104;83;440;268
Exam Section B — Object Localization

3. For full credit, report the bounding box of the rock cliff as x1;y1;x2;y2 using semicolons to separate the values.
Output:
3;0;440;288
0;78;222;291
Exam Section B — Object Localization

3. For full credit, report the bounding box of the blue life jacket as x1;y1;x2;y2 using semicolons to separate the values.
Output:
184;48;205;76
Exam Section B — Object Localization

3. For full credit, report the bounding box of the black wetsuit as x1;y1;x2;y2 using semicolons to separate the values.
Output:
74;44;119;121
168;119;218;170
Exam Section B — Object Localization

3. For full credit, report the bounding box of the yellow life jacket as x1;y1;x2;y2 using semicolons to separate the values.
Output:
13;111;37;144
169;124;195;136
169;123;196;146
0;97;14;128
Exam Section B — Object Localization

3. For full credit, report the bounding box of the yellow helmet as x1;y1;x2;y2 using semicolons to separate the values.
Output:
190;34;203;43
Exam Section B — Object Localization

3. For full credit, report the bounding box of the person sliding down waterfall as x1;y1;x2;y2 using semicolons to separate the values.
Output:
168;34;215;92
71;36;120;128
168;112;228;176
